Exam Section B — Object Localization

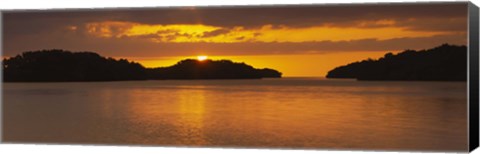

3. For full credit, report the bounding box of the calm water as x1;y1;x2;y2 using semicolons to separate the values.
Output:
2;78;468;151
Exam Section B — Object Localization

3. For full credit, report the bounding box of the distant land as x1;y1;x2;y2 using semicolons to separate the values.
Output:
147;59;281;79
326;44;467;81
3;44;467;82
2;50;281;82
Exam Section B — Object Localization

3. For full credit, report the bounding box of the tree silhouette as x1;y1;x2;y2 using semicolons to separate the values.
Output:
3;49;147;82
3;49;282;82
146;59;282;79
326;44;467;81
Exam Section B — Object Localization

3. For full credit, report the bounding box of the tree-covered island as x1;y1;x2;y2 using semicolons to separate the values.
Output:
326;44;467;81
2;50;282;82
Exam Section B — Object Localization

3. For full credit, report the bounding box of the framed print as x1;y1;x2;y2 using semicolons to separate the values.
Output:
1;1;479;153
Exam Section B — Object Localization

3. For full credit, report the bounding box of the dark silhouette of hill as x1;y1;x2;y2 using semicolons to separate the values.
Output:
326;44;467;81
3;50;282;82
3;49;147;82
146;59;282;79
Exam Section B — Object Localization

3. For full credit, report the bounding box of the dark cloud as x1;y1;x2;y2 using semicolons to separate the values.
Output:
114;3;468;28
2;2;468;57
201;28;231;37
3;31;466;57
235;36;245;41
399;18;468;32
3;2;468;31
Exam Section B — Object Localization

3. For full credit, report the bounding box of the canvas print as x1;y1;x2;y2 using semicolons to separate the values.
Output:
1;2;477;152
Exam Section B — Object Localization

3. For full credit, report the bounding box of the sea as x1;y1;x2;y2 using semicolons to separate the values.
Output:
2;78;468;151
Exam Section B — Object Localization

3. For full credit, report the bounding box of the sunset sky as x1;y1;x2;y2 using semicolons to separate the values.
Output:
2;2;468;76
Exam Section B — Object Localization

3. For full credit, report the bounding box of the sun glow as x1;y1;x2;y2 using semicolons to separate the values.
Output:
197;55;208;61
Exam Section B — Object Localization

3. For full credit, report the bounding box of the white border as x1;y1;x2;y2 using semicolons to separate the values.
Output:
0;0;478;154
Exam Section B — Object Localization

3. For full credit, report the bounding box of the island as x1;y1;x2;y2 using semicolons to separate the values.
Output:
147;59;281;80
326;44;467;81
2;49;282;82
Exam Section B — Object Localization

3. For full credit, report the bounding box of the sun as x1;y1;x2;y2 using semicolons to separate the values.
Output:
197;55;208;61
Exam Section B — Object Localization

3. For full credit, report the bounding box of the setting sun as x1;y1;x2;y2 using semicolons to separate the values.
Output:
197;55;208;61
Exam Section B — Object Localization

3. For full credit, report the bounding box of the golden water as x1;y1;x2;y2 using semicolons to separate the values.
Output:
3;78;468;151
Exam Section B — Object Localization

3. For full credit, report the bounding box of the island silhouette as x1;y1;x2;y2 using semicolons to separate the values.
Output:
2;49;281;82
3;44;467;82
147;59;281;79
326;44;467;81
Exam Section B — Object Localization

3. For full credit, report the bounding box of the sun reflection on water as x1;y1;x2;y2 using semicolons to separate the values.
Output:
174;87;208;145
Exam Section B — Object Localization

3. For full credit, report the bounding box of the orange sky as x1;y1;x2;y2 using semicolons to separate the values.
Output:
3;3;468;76
122;51;399;77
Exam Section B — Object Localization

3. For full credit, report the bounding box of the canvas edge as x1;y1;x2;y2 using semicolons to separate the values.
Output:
0;10;4;143
468;1;480;152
